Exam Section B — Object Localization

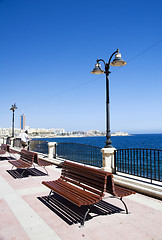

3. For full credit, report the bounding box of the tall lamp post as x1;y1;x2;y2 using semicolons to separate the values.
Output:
91;49;127;148
10;103;17;137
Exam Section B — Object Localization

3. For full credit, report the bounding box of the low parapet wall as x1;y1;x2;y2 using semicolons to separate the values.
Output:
114;173;162;200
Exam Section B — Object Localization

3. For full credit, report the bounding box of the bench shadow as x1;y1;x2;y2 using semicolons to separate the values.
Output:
0;157;8;161
38;193;124;226
6;168;47;179
0;156;16;161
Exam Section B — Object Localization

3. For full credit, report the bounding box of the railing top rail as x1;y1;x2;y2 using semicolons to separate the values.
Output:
30;140;49;143
57;142;102;149
115;148;162;152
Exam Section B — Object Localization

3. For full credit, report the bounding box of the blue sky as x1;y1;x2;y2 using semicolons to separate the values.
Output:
0;0;162;133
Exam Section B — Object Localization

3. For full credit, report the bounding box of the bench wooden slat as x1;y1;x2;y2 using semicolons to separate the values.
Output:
42;179;101;207
43;180;87;206
56;179;102;203
20;151;36;164
37;158;53;167
106;174;135;213
62;168;107;183
43;178;101;203
106;175;135;197
62;176;104;197
50;182;93;205
33;157;53;175
62;161;108;177
113;185;136;198
61;161;109;192
62;170;107;190
8;159;31;168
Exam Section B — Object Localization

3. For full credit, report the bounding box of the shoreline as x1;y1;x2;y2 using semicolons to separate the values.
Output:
31;133;131;139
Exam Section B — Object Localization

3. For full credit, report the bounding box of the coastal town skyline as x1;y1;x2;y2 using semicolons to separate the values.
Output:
0;0;162;134
0;126;130;138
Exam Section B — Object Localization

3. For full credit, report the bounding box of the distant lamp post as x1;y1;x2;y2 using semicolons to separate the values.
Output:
10;103;17;137
91;49;127;148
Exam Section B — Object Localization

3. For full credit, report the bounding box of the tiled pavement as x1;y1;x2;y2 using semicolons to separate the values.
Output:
0;157;162;240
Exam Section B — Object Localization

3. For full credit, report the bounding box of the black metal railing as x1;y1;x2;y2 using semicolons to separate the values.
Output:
13;138;21;148
56;142;102;168
115;148;162;182
29;140;48;154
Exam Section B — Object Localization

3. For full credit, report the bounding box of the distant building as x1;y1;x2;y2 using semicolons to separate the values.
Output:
20;114;25;131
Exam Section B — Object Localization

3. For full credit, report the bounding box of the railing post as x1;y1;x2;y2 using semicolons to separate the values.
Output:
48;142;57;159
54;142;57;158
3;137;7;144
10;137;14;147
101;147;116;173
0;138;3;145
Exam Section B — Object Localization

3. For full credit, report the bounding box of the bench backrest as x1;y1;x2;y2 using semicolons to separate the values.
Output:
106;175;116;195
106;175;136;197
20;149;38;165
61;161;111;196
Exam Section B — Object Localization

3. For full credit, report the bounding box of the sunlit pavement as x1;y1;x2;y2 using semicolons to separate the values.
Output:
0;157;162;240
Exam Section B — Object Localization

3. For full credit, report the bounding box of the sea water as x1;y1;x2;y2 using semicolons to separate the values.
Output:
35;134;162;150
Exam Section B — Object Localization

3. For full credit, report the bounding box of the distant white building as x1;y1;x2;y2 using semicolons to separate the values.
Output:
27;128;65;136
0;128;21;137
53;129;65;135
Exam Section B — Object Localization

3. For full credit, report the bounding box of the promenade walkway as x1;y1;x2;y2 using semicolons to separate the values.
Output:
0;156;162;240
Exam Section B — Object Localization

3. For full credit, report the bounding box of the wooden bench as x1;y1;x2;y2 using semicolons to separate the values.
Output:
42;161;111;226
8;149;53;177
0;144;19;156
106;175;135;213
8;149;37;178
0;144;10;155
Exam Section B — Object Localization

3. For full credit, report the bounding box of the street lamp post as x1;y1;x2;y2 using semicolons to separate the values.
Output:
91;49;127;148
10;103;17;137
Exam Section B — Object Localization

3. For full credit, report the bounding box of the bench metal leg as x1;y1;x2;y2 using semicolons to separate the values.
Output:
43;166;48;175
120;197;129;214
80;205;93;227
19;169;26;178
47;190;53;201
